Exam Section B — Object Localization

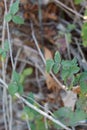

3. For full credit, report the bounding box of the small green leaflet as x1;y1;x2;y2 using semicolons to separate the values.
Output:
35;117;46;130
5;13;12;22
46;59;54;73
79;72;87;94
12;15;24;24
23;68;33;76
12;71;20;83
17;84;23;95
67;24;76;32
0;49;4;55
52;63;60;74
74;0;82;4
8;82;18;96
0;40;9;59
27;92;34;104
82;22;87;47
54;51;61;63
10;0;19;15
20;68;33;84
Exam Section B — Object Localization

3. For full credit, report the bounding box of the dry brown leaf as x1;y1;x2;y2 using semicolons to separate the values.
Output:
62;90;77;110
72;86;81;94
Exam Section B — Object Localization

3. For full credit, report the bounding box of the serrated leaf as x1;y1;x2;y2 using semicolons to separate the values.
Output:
12;71;20;83
12;15;24;24
8;83;18;96
80;72;87;94
54;107;87;127
46;59;54;73
10;0;19;15
18;84;23;95
54;51;61;63
5;13;12;22
61;69;70;80
71;58;78;65
23;68;33;76
72;110;87;125
53;63;60;74
23;106;35;120
54;107;74;127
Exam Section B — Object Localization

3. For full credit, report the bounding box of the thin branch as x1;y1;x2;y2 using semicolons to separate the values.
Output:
8;95;13;130
4;0;15;70
0;78;72;130
31;22;64;89
1;10;8;130
54;0;84;19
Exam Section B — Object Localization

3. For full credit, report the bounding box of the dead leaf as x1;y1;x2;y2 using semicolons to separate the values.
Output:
62;90;77;110
72;86;81;94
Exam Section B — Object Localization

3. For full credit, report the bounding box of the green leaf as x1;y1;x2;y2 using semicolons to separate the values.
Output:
8;82;18;96
72;110;87;125
1;51;7;59
10;0;19;15
19;75;24;84
54;107;74;128
35;117;45;130
5;13;12;22
27;92;34;104
54;51;61;63
12;15;24;24
0;48;3;55
17;84;23;95
82;22;87;47
23;68;33;76
53;63;60;74
46;59;54;73
12;71;20;83
24;106;36;120
67;24;76;32
54;107;87;128
80;72;87;94
74;0;82;4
